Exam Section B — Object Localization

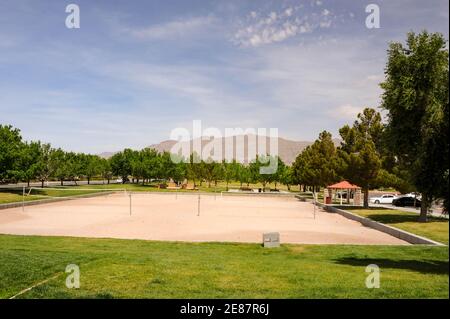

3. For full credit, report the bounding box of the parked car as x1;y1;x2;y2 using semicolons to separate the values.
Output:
369;194;397;204
392;196;421;207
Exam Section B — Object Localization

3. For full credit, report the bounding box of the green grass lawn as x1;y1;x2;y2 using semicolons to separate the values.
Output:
343;207;449;245
0;188;110;204
0;182;301;205
0;235;448;299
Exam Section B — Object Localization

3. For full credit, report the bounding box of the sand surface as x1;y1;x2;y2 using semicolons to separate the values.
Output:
0;193;407;245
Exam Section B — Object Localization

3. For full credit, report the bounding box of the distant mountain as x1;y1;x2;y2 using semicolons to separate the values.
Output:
100;135;341;165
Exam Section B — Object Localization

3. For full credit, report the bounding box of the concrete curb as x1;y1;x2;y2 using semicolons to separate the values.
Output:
316;202;446;246
0;191;116;210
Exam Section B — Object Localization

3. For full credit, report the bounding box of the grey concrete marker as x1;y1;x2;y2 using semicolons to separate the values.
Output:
263;232;280;248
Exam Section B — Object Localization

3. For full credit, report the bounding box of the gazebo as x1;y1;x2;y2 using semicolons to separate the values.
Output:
324;181;362;205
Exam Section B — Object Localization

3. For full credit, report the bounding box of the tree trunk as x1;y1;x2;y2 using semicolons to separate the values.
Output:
363;188;369;208
41;180;44;188
61;179;63;186
27;180;30;187
107;178;110;184
226;181;229;191
87;177;90;185
419;194;429;222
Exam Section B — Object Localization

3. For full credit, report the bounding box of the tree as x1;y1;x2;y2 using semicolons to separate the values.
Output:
338;108;383;208
50;148;67;186
293;131;339;192
187;152;203;187
11;141;41;186
222;160;237;191
272;157;287;190
35;143;54;188
100;158;113;184
81;154;102;185
280;166;294;191
0;125;23;183
110;149;133;184
142;148;160;184
380;31;449;220
235;163;251;187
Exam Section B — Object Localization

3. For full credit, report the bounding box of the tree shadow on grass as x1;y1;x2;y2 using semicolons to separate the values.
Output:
334;257;449;275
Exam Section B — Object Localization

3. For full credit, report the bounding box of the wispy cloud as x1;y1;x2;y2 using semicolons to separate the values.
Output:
232;4;335;47
124;15;216;40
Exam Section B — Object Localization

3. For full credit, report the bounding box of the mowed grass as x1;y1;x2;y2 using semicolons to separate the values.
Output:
0;188;109;204
0;182;300;205
344;207;449;245
75;181;300;193
0;235;448;299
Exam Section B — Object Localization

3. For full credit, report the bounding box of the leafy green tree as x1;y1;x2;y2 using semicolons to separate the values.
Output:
11;141;41;186
110;149;134;183
222;160;236;190
280;166;294;191
130;150;145;184
0;125;23;182
83;154;102;185
50;148;67;186
273;157;287;190
100;158;113;184
203;158;216;188
234;163;251;187
211;161;224;187
142;148;160;184
35;143;54;188
380;31;449;220
167;153;187;184
338;108;383;208
187;152;203;187
293;131;339;192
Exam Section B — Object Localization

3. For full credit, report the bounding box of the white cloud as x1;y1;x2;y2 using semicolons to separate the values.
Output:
232;6;335;47
125;15;215;40
331;104;363;120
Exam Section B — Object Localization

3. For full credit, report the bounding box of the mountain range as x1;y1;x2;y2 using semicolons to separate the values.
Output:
99;135;341;165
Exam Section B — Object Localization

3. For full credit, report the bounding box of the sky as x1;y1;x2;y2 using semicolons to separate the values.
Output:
0;0;448;153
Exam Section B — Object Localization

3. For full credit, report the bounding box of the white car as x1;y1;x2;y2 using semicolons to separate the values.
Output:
369;194;397;204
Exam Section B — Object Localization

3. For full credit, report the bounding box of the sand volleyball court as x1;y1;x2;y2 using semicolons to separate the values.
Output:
0;192;407;245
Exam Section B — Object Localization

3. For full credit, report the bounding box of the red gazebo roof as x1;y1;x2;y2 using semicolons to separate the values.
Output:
327;181;360;189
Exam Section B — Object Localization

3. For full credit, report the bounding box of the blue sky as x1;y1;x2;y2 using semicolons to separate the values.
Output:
1;0;448;153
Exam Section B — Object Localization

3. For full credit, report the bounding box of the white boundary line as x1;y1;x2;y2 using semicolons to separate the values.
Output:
9;273;62;299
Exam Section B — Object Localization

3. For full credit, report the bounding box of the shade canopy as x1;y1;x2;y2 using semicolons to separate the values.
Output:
327;181;360;189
